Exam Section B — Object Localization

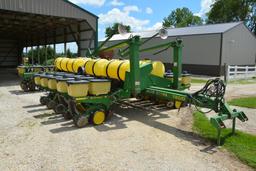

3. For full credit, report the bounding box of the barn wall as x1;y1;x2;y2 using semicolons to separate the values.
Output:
106;33;222;75
222;24;256;65
0;0;97;30
0;39;20;67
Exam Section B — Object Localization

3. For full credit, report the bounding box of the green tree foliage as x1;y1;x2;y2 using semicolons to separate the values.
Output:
66;49;75;58
27;46;55;65
207;0;256;34
163;7;203;28
105;23;131;37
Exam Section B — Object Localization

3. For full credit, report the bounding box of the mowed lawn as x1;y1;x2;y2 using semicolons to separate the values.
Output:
228;97;256;108
193;112;256;169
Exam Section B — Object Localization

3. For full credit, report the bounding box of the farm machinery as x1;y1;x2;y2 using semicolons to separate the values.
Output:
17;65;54;91
32;27;247;145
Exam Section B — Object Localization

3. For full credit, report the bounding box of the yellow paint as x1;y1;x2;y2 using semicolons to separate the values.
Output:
93;111;105;125
66;58;75;73
40;77;49;88
54;58;165;81
60;58;69;72
93;59;110;77
34;76;41;85
17;67;25;76
107;60;123;80
48;78;57;90
182;76;191;85
67;83;89;97
73;58;89;73
85;59;97;75
175;101;182;109
89;81;111;96
57;81;68;93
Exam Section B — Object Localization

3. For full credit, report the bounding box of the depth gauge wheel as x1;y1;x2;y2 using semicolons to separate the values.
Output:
174;101;182;109
90;110;106;125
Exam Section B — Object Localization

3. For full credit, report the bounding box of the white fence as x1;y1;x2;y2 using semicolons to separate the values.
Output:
226;65;256;80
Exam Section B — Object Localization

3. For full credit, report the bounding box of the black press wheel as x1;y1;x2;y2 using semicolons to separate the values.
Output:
62;112;72;120
40;96;48;105
54;104;66;114
28;79;36;91
46;100;57;109
20;80;29;92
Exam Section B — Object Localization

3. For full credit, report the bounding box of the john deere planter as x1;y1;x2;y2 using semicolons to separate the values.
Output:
17;65;54;92
29;29;247;145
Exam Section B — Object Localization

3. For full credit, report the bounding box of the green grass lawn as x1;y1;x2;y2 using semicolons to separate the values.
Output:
190;77;256;85
228;97;256;108
193;112;256;169
191;78;207;84
228;77;256;84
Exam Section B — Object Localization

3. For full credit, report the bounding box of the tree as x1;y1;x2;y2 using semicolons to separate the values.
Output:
26;46;55;65
207;0;256;34
105;23;131;37
66;49;75;58
163;7;203;28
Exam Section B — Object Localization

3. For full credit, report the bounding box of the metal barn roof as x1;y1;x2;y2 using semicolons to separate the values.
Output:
108;22;243;41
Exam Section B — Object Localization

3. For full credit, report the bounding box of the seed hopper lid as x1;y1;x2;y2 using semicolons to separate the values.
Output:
34;73;43;77
45;72;54;75
64;74;75;78
40;74;54;78
75;76;95;80
54;72;66;76
48;75;63;79
90;79;110;82
67;80;89;84
56;77;75;81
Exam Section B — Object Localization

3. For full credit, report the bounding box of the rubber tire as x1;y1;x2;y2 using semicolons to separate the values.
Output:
20;80;29;92
54;104;66;114
74;115;88;128
63;112;72;120
105;110;113;120
28;80;36;91
40;96;47;105
90;110;106;125
46;100;56;110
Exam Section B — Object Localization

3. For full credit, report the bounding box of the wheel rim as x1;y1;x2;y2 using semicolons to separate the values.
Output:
175;101;182;109
93;111;105;125
76;115;88;128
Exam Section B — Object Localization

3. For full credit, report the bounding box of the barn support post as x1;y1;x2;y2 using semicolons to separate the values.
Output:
64;28;67;56
37;44;40;65
77;24;81;57
94;19;98;52
53;30;56;59
224;63;227;83
31;37;34;65
44;33;47;65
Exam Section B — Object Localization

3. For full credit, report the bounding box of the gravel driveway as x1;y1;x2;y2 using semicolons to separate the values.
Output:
0;69;254;171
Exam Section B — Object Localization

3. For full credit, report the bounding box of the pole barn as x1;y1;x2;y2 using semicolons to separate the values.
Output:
0;0;98;67
105;22;256;76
